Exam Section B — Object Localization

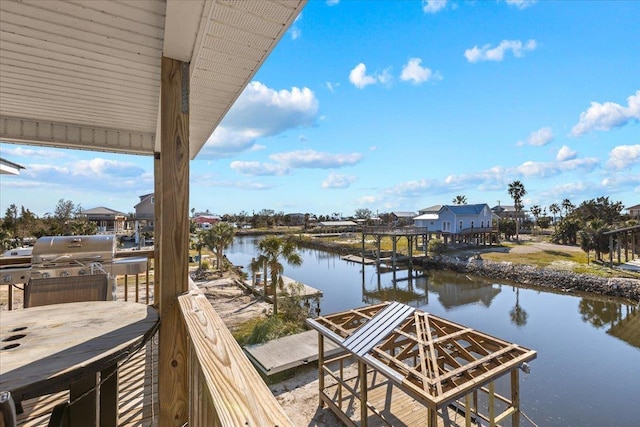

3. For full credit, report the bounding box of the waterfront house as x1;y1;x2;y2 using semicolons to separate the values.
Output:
414;203;495;245
192;214;221;229
627;203;640;219
134;194;155;233
391;211;417;226
492;204;527;223
0;1;306;425
81;207;128;234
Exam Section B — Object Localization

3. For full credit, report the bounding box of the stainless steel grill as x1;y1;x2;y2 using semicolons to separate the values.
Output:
31;235;117;280
0;235;148;298
30;235;147;300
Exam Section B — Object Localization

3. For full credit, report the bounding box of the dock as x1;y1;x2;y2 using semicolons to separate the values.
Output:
244;330;341;375
341;254;377;264
241;275;322;302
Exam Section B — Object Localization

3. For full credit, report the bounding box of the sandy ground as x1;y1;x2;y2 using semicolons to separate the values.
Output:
196;274;345;426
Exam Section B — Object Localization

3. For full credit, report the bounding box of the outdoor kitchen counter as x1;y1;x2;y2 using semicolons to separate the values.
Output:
0;301;159;426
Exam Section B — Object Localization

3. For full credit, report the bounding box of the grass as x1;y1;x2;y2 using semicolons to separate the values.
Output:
313;233;640;279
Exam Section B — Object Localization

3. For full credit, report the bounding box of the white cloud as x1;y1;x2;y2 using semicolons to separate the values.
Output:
422;0;447;14
270;150;363;169
322;173;357;189
607;145;640;170
230;161;288;176
326;81;340;92
571;90;640;136
290;12;302;40
0;145;69;160
400;58;440;84
326;0;340;5
230;150;363;177
505;0;537;9
349;63;392;89
464;39;537;63
202;82;319;157
556;145;577;161
516;126;554;146
19;158;151;193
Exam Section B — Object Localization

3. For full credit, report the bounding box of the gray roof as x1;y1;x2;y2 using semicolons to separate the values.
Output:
82;206;126;216
318;221;358;227
392;211;417;218
419;205;442;213
445;204;488;215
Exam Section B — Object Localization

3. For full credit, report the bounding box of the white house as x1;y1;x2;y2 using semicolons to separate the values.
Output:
414;204;493;234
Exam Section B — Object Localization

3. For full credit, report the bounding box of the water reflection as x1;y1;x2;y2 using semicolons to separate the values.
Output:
227;235;640;426
510;287;528;327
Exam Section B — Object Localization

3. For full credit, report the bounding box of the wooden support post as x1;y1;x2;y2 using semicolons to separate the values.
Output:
154;152;161;305
318;333;324;408
359;360;368;427
408;236;413;267
511;369;520;427
488;381;496;427
361;230;365;264
609;234;614;267
100;365;118;427
376;236;381;265
465;394;472;427
158;56;190;426
617;232;621;263
392;236;397;270
124;275;128;301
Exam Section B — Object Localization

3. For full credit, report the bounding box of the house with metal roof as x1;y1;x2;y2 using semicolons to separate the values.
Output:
391;211;417;226
414;203;493;234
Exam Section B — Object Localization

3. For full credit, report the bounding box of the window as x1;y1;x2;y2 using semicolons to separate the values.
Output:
459;221;463;230
150;196;155;204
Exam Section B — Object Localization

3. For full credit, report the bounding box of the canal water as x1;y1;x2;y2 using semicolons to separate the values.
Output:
227;236;640;426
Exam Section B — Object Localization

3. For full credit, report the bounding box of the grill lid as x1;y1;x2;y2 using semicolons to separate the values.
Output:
31;235;116;265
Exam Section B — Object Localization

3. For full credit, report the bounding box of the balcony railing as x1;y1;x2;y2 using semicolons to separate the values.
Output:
1;252;293;426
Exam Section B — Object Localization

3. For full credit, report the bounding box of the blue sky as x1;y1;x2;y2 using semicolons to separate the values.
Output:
1;0;639;218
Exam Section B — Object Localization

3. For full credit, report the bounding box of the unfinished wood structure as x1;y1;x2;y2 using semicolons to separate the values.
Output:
308;302;537;427
603;225;640;267
361;227;429;270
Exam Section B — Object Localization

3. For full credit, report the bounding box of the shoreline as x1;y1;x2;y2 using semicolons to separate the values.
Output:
293;236;640;303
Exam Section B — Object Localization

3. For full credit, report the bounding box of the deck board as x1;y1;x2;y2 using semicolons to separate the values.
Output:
322;368;472;427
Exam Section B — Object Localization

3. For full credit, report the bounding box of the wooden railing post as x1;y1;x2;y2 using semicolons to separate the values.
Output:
158;55;190;426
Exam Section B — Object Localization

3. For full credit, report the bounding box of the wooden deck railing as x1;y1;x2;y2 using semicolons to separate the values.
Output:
2;252;293;426
178;282;294;426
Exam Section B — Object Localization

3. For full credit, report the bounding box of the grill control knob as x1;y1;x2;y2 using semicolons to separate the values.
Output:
60;271;70;277
2;275;12;283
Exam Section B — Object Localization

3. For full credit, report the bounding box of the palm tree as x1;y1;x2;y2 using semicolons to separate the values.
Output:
507;180;526;241
562;198;574;217
204;222;236;270
530;205;541;235
452;195;467;205
192;229;207;269
250;236;302;316
549;203;560;229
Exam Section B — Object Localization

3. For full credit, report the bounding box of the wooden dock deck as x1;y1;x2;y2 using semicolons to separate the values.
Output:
244;330;341;376
322;368;478;427
341;254;378;265
241;275;322;302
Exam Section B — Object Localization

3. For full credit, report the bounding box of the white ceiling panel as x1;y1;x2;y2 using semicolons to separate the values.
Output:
0;0;306;159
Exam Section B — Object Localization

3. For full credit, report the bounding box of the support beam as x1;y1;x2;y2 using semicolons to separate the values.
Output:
158;56;190;426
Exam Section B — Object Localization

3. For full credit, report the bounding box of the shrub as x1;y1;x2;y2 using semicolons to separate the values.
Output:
427;238;447;256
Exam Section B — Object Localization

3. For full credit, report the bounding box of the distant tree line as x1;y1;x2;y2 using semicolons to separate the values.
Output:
1;199;96;250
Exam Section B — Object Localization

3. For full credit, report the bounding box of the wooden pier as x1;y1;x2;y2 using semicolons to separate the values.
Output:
244;330;341;376
241;275;322;302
